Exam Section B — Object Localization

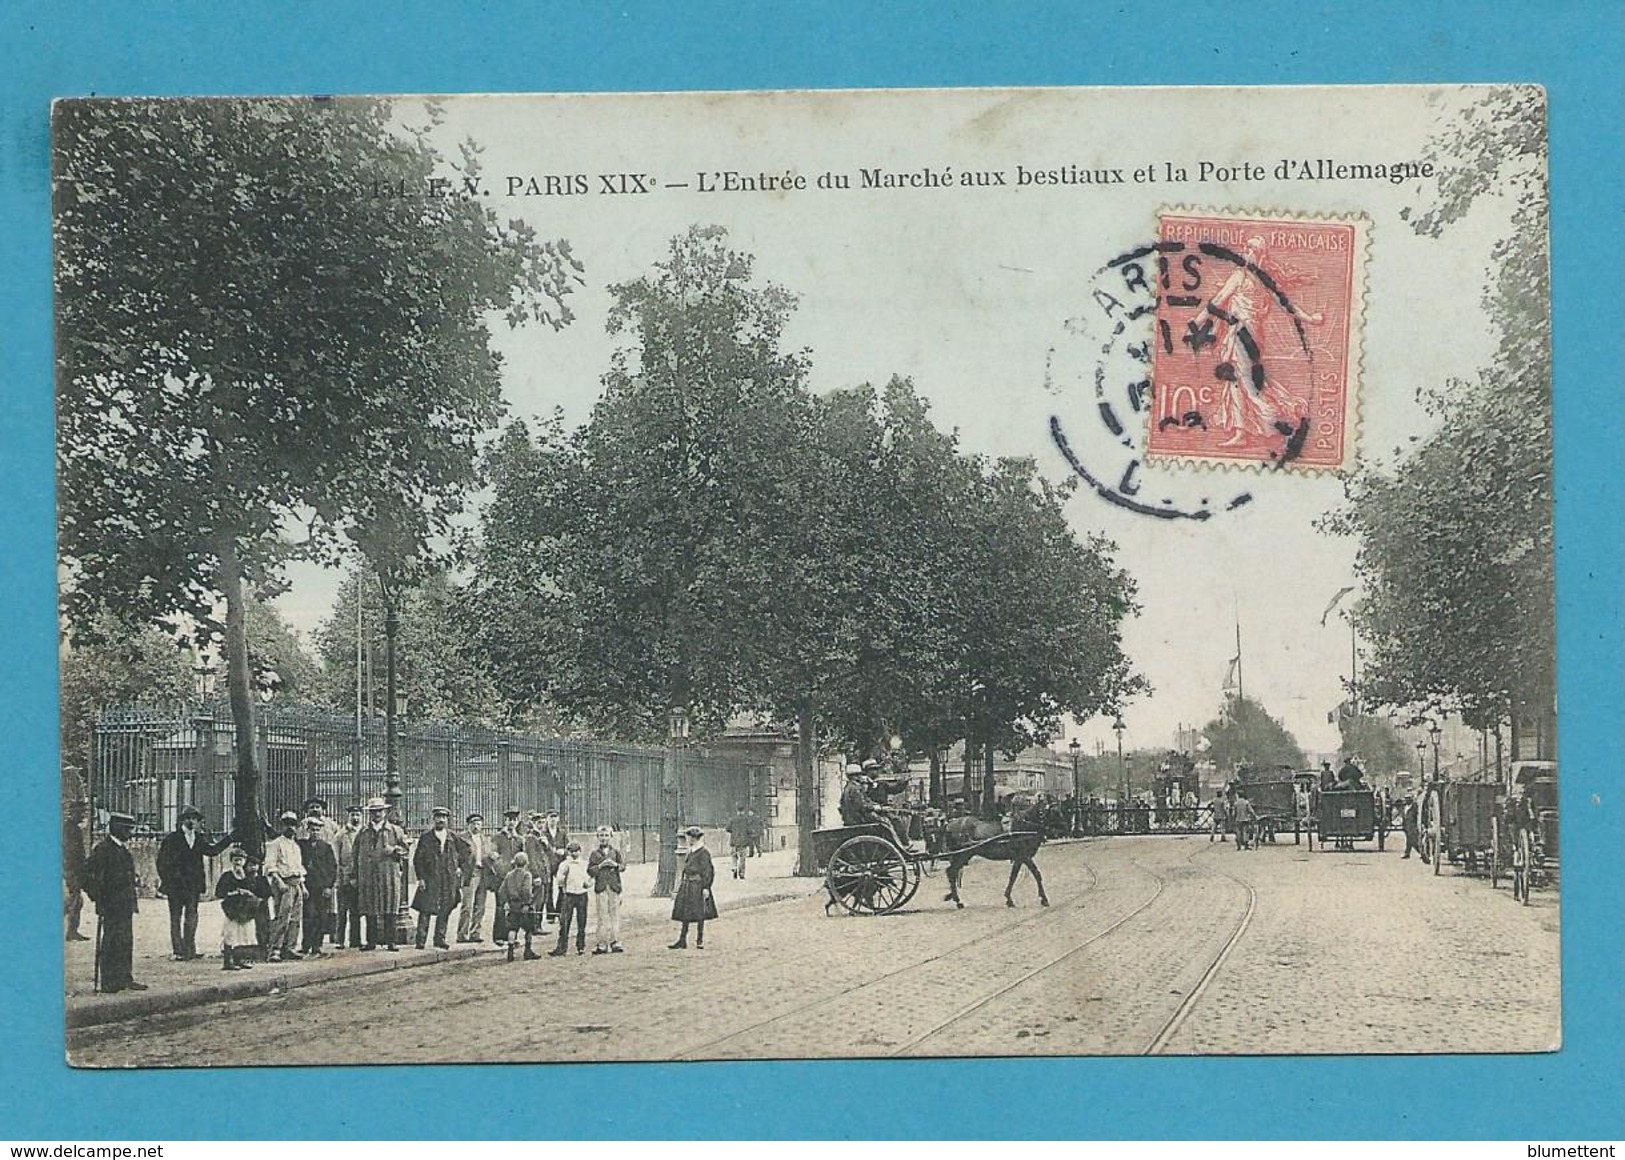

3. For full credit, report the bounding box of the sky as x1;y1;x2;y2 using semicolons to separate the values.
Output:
272;85;1522;756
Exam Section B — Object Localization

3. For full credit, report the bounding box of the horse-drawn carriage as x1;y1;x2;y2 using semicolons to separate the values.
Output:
1423;779;1503;883
1234;765;1315;846
1505;761;1558;905
813;809;1048;915
1316;787;1387;851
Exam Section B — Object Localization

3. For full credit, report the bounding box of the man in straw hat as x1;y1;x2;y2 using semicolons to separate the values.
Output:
354;797;409;951
262;810;308;961
156;803;232;961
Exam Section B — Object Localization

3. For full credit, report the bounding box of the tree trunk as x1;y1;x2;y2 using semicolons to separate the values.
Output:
218;537;260;859
794;695;818;876
653;740;680;897
981;742;997;818
928;748;944;808
963;740;976;814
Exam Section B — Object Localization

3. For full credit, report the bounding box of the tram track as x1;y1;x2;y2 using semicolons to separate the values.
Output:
1141;844;1257;1054
669;855;1103;1061
887;847;1181;1056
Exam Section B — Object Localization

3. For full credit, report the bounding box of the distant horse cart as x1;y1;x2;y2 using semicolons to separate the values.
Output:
1423;779;1503;884
1316;788;1387;851
1505;761;1558;905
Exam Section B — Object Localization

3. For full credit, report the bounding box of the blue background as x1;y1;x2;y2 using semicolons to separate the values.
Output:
2;1;1620;1141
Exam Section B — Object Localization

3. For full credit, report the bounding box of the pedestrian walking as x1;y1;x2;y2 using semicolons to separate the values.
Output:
1209;794;1229;842
262;810;308;961
215;847;264;971
669;826;717;951
498;851;538;961
154;804;232;960
83;811;144;992
457;812;490;943
64;797;90;942
1232;794;1258;851
1402;792;1424;860
746;806;765;857
354;798;408;952
413;807;469;950
726;804;752;879
298;816;338;955
333;805;364;949
587;826;625;954
549;842;590;956
486;808;523;944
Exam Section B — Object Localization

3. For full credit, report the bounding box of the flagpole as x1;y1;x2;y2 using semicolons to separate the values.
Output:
1235;616;1244;703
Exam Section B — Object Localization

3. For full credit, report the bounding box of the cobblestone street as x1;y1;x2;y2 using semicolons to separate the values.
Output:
68;836;1560;1067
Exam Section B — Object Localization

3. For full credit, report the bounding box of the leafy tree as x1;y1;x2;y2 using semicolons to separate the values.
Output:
1326;88;1552;756
1338;713;1411;776
244;599;321;701
55;97;580;850
59;612;197;774
1202;695;1306;772
311;569;503;723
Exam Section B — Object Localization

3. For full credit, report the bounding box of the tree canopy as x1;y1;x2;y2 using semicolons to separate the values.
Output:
1202;695;1306;771
55;97;581;839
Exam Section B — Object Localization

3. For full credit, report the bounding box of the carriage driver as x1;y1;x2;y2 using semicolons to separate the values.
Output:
839;764;912;851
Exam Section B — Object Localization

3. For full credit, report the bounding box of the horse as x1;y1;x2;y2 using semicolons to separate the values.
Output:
941;803;1049;909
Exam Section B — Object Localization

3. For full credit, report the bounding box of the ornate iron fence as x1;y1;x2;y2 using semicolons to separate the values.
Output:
88;702;766;863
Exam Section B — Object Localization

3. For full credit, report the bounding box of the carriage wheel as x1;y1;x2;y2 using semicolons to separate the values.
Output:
826;835;911;916
895;857;923;910
1490;819;1501;889
1515;828;1532;906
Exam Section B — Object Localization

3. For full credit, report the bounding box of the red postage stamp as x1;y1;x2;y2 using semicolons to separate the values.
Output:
1146;211;1364;471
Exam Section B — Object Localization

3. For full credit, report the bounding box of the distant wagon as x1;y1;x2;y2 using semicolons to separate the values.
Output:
1316;787;1387;851
1424;778;1503;884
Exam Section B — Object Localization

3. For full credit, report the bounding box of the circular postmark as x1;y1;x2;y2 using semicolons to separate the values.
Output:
1045;212;1356;519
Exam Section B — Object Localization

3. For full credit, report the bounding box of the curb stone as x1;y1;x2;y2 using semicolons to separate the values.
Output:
67;882;820;1031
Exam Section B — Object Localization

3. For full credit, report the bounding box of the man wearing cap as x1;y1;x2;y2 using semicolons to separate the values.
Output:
413;807;470;950
485;808;524;944
303;797;342;848
261;810;309;961
354;798;409;951
538;809;568;923
523;812;557;933
332;804;365;949
298;816;339;956
155;804;233;961
83;812;143;992
839;764;909;851
457;812;490;943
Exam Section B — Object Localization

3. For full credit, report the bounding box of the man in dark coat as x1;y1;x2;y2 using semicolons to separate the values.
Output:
83;811;144;992
155;804;233;960
63;798;90;941
484;808;523;944
298;816;339;954
412;807;469;950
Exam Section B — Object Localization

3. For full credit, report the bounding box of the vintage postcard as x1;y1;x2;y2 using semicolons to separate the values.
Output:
54;85;1555;1067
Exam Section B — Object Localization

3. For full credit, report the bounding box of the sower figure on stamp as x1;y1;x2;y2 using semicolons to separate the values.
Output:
413;806;469;950
64;796;90;941
156;803;233;960
669;826;717;951
354;797;409;952
83;810;143;992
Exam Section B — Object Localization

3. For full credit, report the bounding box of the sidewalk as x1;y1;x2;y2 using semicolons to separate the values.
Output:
65;845;819;1029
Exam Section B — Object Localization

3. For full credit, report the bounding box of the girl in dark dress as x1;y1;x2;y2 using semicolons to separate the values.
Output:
669;826;717;950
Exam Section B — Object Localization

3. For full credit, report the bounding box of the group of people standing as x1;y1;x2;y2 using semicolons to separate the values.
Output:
69;795;725;992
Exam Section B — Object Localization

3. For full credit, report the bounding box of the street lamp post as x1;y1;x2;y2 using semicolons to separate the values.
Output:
1415;740;1427;783
1113;715;1127;808
1069;738;1082;836
653;705;690;898
1429;720;1443;780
